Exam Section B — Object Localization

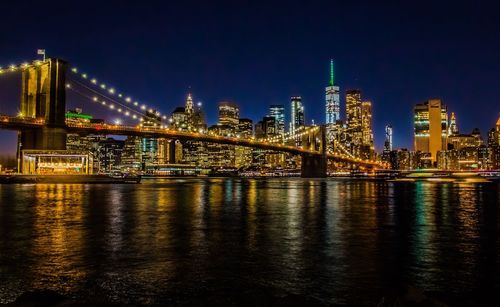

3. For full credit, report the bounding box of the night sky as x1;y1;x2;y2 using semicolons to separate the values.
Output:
1;0;500;156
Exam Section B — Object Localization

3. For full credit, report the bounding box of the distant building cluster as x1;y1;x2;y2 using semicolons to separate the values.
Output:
382;99;500;171
11;58;499;175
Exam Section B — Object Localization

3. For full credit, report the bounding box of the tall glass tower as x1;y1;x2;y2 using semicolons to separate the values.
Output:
325;59;340;124
269;104;285;136
290;96;305;134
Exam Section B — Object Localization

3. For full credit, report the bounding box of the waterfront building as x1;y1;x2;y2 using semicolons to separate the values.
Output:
121;136;142;168
493;145;500;169
492;117;500;146
97;138;125;172
181;94;208;166
140;110;162;165
388;149;432;170
478;146;494;170
218;102;240;127
290;96;305;134
235;118;254;169
207;124;236;168
254;116;286;169
414;99;448;163
447;129;483;150
325;59;340;124
437;147;480;170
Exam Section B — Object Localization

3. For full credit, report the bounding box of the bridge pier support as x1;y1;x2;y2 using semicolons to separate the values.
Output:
301;153;327;178
300;125;327;178
19;58;68;151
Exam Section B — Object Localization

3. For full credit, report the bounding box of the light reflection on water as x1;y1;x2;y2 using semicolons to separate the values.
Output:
0;179;499;306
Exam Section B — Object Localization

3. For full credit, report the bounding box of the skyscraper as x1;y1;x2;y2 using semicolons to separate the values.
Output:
325;59;340;124
141;110;162;165
290;96;304;134
384;125;393;152
448;112;458;135
361;101;374;148
218;102;240;127
414;99;448;162
269;104;285;136
185;93;194;115
345;89;363;146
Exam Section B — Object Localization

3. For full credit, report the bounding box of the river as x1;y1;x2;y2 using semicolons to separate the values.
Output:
0;178;499;306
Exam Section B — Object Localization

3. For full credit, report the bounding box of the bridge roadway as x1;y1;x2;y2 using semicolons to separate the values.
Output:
0;115;385;168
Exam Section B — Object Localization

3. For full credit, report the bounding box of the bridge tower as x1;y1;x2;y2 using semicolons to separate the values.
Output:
300;125;327;178
19;58;68;151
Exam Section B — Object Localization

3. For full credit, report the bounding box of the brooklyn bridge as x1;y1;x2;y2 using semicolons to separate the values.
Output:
0;58;386;177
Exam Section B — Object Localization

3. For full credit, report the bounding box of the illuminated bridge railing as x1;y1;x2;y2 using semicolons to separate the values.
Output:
0;116;386;168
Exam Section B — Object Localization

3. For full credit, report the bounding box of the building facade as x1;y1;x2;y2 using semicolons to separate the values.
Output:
269;104;285;137
325;59;340;124
290;96;305;134
414;99;448;163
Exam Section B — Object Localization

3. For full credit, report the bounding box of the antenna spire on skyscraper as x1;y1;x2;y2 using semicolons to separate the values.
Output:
329;59;335;86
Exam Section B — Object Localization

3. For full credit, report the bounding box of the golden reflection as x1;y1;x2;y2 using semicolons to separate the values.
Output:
411;182;439;286
106;187;124;254
455;183;479;237
245;179;258;250
31;184;86;290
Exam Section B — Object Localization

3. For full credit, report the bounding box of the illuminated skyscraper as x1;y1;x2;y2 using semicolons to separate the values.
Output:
290;96;304;134
448;112;458;135
218;102;240;127
325;59;340;124
384;125;393;152
269;104;285;136
185;93;194;115
414;99;448;162
346;89;363;146
361;101;373;148
141;110;162;165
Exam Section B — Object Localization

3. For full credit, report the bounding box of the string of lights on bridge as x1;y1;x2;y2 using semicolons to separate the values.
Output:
68;66;167;121
0;60;45;74
65;82;149;123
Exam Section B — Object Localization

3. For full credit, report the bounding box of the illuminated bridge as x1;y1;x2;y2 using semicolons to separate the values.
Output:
0;57;386;177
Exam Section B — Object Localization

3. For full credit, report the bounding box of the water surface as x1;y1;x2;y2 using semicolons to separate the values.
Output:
0;178;499;306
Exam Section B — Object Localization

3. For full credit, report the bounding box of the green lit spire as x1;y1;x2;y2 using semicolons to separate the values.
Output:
329;59;334;86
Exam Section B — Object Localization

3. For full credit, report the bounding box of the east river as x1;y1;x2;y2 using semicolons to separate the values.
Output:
0;178;499;306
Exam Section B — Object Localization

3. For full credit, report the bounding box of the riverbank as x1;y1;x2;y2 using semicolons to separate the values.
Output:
0;174;141;184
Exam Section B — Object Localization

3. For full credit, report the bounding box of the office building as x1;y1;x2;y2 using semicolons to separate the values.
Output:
269;104;285;136
97;138;125;172
218;102;240;127
345;89;363;145
207;124;236;168
290;96;305;134
361;101;374;144
325;59;340;124
384;125;393;152
235;118;254;169
414;99;448;162
448;112;459;135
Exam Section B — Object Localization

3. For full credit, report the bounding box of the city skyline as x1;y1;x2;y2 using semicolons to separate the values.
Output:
1;1;500;156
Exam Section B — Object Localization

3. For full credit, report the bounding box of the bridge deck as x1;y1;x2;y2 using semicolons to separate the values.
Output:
0;116;384;168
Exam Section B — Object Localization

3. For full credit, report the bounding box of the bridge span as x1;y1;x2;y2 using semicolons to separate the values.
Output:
0;115;384;169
